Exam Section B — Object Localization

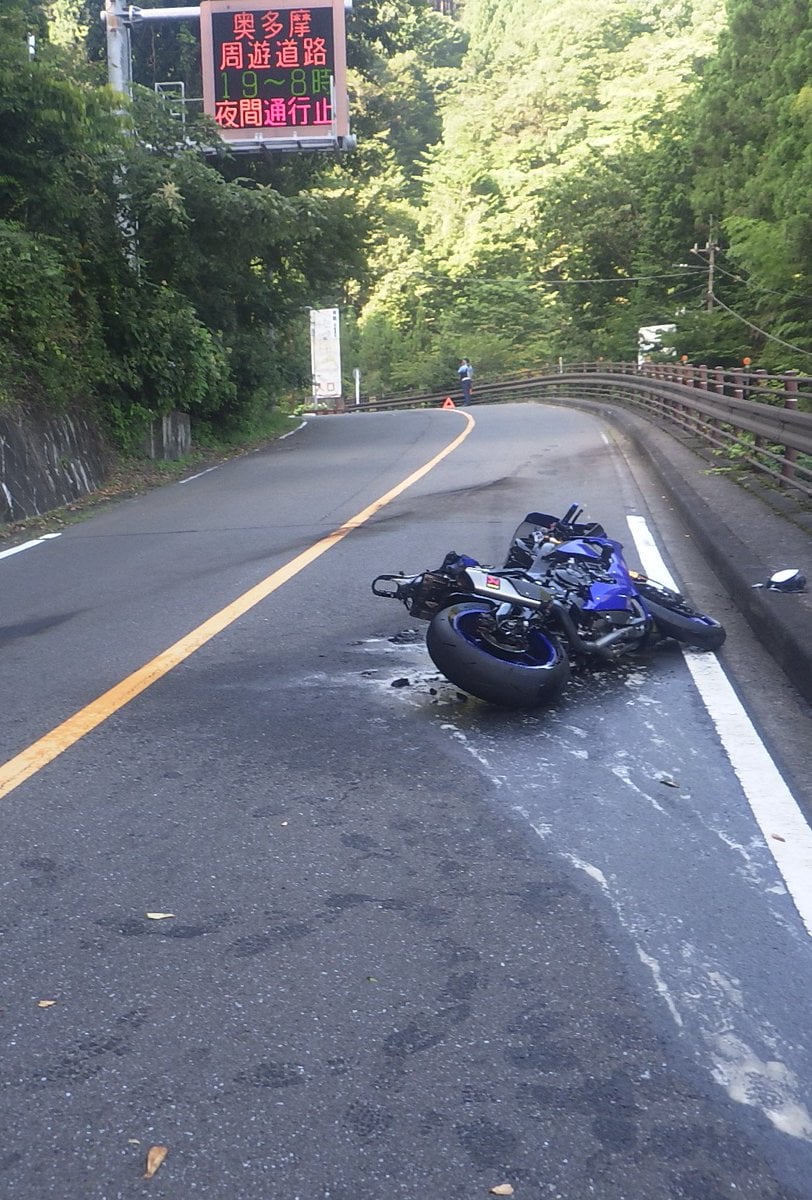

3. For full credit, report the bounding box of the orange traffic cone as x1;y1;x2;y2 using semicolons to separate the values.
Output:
441;396;456;409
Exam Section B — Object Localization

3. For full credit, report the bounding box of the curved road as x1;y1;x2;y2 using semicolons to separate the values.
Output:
1;403;811;1199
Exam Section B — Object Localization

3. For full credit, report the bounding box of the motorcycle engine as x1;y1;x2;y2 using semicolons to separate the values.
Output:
543;558;613;602
535;555;646;658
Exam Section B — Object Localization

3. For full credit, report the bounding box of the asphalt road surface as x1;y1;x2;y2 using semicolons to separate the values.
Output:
2;403;811;1199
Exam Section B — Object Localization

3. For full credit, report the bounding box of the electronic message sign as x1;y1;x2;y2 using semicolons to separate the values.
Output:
200;0;350;149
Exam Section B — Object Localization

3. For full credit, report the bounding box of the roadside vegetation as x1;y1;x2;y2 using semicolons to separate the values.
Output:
1;0;810;453
352;0;812;391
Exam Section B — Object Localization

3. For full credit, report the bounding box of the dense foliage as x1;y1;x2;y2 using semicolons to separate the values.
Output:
1;0;809;438
0;0;367;444
354;0;812;389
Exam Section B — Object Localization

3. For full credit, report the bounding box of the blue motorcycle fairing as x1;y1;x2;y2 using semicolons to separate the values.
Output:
583;581;636;611
555;536;625;561
440;552;480;570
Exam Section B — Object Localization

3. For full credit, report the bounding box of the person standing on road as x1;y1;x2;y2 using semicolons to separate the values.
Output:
457;358;474;404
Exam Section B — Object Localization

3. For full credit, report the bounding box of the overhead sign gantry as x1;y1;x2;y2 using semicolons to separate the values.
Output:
103;1;355;153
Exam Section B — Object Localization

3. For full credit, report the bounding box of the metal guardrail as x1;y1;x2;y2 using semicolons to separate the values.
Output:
336;362;812;499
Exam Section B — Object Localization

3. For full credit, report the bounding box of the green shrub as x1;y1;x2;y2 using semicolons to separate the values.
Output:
0;221;109;408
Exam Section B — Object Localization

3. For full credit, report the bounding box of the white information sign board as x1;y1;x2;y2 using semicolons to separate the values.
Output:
310;308;342;403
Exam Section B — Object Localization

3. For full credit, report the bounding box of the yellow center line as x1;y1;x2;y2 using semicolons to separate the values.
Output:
0;410;475;801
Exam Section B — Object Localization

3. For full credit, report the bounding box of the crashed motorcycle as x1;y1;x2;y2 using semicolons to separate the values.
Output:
372;504;725;709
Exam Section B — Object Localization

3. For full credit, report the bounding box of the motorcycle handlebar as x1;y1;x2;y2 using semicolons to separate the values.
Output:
561;503;583;526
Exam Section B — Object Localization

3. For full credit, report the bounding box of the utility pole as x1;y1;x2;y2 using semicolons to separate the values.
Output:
691;218;719;311
103;0;132;97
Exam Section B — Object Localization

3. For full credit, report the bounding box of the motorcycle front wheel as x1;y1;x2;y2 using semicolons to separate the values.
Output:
426;601;570;708
636;581;726;650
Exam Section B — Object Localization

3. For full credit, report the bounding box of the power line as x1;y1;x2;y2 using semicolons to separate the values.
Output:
693;247;812;302
710;293;812;359
714;259;812;303
538;268;705;286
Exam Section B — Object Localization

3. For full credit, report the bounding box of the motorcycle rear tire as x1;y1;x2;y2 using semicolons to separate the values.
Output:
636;581;726;650
426;601;570;709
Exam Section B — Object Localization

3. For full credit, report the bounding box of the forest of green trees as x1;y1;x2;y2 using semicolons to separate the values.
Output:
1;0;810;448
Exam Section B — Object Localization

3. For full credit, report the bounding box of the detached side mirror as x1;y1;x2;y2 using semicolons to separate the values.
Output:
767;568;806;592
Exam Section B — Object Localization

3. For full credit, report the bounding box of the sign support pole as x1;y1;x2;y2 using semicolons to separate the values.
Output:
104;0;133;97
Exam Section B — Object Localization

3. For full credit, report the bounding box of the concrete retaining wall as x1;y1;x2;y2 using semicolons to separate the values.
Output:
0;407;193;528
143;411;191;461
0;406;111;525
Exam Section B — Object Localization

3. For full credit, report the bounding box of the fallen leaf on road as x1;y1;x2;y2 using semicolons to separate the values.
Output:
489;1185;514;1196
37;999;56;1008
146;912;175;920
143;1146;168;1178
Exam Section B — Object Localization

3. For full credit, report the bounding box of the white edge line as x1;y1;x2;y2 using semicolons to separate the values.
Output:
179;422;308;484
626;513;812;937
279;420;308;441
179;464;222;485
0;533;62;561
180;422;308;485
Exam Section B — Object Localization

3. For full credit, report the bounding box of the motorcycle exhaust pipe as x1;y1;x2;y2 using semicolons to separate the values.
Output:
591;622;648;653
550;603;610;658
551;603;647;660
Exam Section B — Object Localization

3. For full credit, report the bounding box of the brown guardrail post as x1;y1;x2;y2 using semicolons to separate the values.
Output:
728;369;747;456
753;369;769;451
679;362;691;423
699;365;716;433
781;372;799;483
685;364;702;432
657;369;666;422
671;363;684;418
708;367;726;439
